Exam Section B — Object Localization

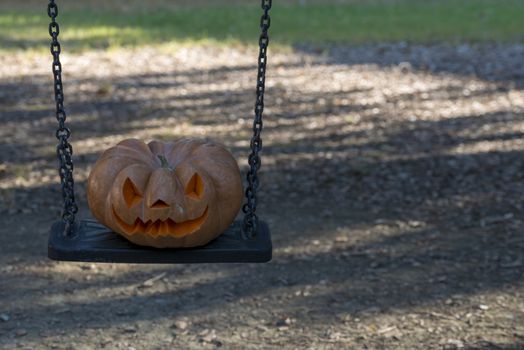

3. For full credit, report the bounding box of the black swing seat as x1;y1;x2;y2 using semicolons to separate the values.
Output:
48;220;272;263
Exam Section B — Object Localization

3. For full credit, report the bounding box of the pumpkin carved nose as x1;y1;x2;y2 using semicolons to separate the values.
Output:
151;199;169;209
145;168;177;210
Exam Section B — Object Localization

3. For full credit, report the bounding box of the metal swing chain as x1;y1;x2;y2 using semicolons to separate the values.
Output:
243;0;272;238
48;0;78;236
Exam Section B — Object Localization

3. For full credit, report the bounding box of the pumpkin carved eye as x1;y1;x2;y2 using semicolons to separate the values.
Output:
185;173;204;199
123;178;143;208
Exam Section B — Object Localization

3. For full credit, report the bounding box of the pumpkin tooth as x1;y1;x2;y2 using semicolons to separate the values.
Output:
139;218;148;233
132;218;141;234
167;219;177;233
155;220;164;236
161;221;171;235
149;220;158;236
157;221;165;235
143;220;154;235
154;220;162;235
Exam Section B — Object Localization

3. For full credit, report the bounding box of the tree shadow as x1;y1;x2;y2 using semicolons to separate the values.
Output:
1;145;522;345
465;343;524;350
0;46;523;346
302;43;524;88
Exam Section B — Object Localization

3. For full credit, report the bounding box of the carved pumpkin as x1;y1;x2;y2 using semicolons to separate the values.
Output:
86;138;243;248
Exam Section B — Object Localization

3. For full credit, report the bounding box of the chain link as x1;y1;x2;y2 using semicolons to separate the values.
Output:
48;0;78;236
243;0;272;238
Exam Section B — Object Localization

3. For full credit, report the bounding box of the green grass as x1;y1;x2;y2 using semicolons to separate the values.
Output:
0;0;523;52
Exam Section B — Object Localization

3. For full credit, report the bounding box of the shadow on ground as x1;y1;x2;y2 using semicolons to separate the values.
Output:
0;46;523;348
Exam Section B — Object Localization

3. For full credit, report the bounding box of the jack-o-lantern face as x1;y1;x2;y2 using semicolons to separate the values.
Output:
87;138;243;248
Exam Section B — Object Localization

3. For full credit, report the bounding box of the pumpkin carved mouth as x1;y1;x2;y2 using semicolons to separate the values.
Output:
112;206;209;237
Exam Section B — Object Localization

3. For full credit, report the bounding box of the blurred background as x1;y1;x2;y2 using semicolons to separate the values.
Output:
0;0;523;349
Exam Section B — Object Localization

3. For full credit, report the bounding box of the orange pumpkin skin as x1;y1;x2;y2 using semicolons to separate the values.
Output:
87;138;243;248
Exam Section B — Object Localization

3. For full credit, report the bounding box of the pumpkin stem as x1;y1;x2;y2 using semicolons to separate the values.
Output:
157;155;174;171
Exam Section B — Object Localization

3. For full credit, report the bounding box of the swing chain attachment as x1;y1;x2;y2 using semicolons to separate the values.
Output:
243;0;272;238
48;0;78;236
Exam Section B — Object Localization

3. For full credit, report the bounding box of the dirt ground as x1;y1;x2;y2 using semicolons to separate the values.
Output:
0;43;523;349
